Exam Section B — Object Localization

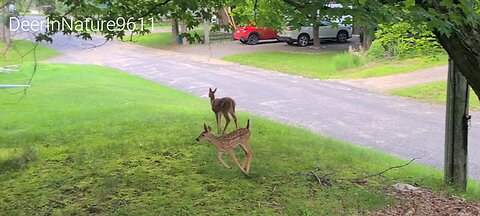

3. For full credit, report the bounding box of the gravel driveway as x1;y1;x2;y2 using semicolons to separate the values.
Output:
165;35;361;58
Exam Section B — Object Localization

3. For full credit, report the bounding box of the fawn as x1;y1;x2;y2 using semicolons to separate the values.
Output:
196;119;253;174
208;88;238;134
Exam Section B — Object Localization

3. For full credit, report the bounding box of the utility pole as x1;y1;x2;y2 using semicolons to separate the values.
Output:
444;58;470;191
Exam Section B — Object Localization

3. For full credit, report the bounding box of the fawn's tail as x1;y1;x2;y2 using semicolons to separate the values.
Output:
232;100;236;113
246;119;251;129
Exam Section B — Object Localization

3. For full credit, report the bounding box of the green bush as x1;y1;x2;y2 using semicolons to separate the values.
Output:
333;52;363;71
374;22;443;59
366;40;386;60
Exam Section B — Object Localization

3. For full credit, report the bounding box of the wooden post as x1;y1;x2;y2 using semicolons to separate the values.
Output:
445;58;470;191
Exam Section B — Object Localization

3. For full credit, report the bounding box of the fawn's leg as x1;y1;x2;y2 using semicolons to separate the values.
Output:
230;110;238;129
239;144;249;169
227;149;246;173
241;142;253;173
217;151;231;169
215;112;222;134
222;112;230;134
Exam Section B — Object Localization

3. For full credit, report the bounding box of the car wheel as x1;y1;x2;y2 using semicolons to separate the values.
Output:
247;33;259;45
336;31;348;43
297;34;310;47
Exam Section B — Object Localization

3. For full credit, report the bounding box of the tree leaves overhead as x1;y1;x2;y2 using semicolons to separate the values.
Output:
230;0;287;29
37;0;227;42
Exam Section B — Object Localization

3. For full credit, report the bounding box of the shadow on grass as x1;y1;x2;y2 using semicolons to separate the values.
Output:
0;148;36;173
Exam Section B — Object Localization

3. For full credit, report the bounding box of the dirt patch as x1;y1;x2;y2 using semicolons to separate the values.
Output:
337;65;448;92
371;185;480;216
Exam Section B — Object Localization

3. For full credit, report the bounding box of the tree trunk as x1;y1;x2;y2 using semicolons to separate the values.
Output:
434;26;480;102
180;21;187;45
312;22;320;48
361;27;373;50
171;18;179;45
2;5;11;47
204;20;210;44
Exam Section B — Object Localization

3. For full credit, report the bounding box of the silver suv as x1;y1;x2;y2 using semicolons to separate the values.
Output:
278;21;353;46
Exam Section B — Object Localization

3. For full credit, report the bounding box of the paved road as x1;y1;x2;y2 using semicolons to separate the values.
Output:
25;31;480;179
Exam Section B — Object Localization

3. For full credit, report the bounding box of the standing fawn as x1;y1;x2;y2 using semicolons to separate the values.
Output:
196;119;253;174
208;88;238;134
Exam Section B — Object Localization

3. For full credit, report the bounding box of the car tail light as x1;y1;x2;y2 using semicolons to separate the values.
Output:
286;26;293;31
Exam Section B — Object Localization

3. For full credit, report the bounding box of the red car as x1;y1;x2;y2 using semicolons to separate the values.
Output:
234;25;278;45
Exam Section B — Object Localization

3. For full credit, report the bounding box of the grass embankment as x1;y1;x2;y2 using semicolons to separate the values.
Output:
389;81;480;110
221;51;448;79
0;40;60;86
2;64;480;215
128;29;204;48
0;40;59;66
1;43;479;214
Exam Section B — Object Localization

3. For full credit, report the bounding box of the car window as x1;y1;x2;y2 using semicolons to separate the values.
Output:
320;21;330;27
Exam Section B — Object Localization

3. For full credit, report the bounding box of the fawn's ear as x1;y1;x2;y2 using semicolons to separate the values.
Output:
209;88;212;92
213;88;217;93
207;126;212;132
203;123;207;131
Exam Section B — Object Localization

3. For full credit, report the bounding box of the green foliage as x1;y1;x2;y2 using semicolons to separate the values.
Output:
366;40;386;60
374;22;443;59
230;0;287;29
2;63;480;215
333;52;363;71
38;0;227;43
221;51;448;79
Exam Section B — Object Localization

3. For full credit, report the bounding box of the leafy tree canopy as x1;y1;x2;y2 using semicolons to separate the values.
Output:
37;0;227;42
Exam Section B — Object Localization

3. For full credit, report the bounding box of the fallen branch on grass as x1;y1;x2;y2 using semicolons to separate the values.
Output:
311;170;322;185
344;156;424;184
310;170;332;187
309;156;424;187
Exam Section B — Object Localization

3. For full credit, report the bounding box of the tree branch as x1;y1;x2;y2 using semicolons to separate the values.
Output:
348;156;423;183
282;0;305;9
138;0;173;19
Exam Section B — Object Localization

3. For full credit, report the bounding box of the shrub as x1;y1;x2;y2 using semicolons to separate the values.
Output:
374;22;443;59
366;40;386;60
333;52;363;71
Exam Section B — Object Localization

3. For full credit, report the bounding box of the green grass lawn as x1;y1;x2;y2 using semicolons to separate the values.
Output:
145;22;205;31
0;40;60;66
128;30;204;48
221;51;448;79
1;63;480;215
128;32;175;47
389;81;480;110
